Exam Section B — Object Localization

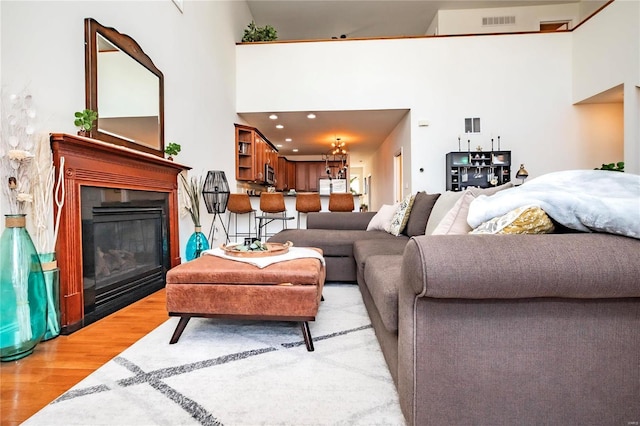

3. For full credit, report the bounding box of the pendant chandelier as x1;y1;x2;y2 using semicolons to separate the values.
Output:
322;137;349;179
330;138;347;156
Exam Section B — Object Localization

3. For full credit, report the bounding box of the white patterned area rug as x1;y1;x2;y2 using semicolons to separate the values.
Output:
24;284;405;426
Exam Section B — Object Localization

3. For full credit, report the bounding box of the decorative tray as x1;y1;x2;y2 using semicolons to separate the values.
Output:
220;241;293;258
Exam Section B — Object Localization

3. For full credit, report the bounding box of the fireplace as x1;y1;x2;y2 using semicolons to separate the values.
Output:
50;133;189;333
81;187;169;325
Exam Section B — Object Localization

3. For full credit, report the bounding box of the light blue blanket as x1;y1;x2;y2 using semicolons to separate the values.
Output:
467;170;640;239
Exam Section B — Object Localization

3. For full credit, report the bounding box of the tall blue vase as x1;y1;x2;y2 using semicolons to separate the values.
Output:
39;252;60;341
0;214;47;361
185;226;209;261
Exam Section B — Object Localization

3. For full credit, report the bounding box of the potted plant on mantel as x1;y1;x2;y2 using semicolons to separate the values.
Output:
74;109;98;138
165;142;181;161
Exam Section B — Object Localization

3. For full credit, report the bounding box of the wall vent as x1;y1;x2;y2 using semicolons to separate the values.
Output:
482;16;516;26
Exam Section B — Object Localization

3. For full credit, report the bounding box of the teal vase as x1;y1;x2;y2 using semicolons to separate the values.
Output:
185;226;209;261
39;252;60;341
0;214;47;361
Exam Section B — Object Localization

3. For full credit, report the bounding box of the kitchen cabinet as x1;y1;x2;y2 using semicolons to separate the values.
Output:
296;162;310;191
294;161;343;192
287;160;296;190
276;156;296;191
235;123;278;183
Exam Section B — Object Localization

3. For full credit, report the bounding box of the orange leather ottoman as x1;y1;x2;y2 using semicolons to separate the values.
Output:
165;250;325;351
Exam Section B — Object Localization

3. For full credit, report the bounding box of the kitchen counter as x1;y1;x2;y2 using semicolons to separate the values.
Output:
248;192;360;215
227;192;361;238
247;192;362;197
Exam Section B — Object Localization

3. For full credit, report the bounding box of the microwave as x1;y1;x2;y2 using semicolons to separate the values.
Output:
264;163;275;185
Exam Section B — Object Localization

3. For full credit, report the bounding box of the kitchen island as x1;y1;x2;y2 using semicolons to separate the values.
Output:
225;192;362;242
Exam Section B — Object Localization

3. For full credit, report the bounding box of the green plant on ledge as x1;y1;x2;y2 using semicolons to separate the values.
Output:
595;161;624;172
164;142;181;160
242;20;278;42
74;109;98;134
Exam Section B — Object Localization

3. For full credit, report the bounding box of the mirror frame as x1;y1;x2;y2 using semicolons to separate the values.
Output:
84;18;165;156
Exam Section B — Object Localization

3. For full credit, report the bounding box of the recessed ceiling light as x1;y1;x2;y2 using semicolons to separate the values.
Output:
307;113;316;119
276;124;284;129
292;148;299;152
285;138;292;142
269;114;278;120
276;144;283;148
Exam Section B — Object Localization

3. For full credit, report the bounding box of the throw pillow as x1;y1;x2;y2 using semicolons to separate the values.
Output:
388;194;416;236
470;205;555;234
425;191;465;235
430;183;515;235
403;192;441;237
469;181;513;197
366;204;398;232
431;191;475;235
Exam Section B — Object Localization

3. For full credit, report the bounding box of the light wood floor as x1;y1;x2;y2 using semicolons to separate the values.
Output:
0;289;168;426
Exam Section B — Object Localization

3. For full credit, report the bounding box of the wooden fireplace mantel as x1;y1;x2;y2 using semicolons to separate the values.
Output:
50;133;190;333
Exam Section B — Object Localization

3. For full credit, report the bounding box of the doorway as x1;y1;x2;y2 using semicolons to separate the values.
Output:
394;150;403;203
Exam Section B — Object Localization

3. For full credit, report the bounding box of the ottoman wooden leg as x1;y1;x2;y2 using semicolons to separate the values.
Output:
170;316;192;344
300;321;314;352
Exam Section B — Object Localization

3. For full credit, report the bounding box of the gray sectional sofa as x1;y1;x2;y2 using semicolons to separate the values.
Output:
268;192;640;425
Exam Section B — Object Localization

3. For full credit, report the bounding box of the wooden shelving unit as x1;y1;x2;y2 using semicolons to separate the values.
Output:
446;150;511;191
235;123;278;183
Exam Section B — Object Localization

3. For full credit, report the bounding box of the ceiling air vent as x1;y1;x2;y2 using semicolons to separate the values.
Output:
482;16;516;26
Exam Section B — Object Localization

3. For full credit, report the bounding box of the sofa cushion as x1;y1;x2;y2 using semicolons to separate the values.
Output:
388;193;415;236
366;203;398;232
269;228;401;258
425;191;465;235
363;255;403;333
403;192;440;237
431;191;475;235
307;212;377;230
353;237;408;282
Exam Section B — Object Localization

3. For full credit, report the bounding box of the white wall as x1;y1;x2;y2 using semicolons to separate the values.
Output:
435;3;580;35
578;1;610;21
574;102;624;165
368;111;410;210
572;0;640;173
573;1;639;101
0;0;253;249
426;1;607;36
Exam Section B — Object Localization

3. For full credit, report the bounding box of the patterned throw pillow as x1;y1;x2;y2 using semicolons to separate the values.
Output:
388;194;415;236
470;205;555;234
366;204;398;231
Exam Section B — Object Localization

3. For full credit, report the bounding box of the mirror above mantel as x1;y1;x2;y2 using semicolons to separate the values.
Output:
84;18;165;156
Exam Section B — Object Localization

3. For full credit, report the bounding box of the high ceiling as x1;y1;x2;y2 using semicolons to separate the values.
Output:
241;0;584;161
238;110;410;163
246;0;581;41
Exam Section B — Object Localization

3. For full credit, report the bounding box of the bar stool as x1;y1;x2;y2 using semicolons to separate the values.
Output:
226;193;256;244
328;193;354;212
256;192;295;241
295;192;322;228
